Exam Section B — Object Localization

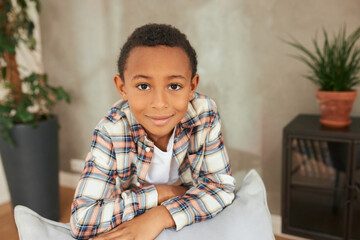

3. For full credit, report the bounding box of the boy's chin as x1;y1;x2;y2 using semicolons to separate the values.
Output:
144;125;176;139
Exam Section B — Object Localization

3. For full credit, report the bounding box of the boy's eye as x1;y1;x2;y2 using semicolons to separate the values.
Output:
169;84;181;90
137;84;150;90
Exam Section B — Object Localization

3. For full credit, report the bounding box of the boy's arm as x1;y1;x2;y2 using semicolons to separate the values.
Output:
161;105;236;231
70;125;158;240
92;201;176;240
156;184;188;203
91;185;188;240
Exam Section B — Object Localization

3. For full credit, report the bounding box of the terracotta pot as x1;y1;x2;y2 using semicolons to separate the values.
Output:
316;90;358;128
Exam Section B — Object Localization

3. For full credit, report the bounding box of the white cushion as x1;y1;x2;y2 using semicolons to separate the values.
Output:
14;169;274;240
14;205;73;240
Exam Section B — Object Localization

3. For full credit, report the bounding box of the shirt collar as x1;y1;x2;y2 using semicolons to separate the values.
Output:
179;99;201;128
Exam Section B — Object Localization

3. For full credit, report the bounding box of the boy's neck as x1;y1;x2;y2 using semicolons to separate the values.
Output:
146;129;174;152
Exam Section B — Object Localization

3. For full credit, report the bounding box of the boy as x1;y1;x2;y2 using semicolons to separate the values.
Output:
70;23;236;240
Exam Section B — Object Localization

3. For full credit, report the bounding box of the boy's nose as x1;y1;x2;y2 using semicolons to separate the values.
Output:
151;90;168;109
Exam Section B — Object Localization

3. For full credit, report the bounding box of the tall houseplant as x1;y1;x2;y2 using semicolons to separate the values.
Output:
286;26;360;128
0;0;70;220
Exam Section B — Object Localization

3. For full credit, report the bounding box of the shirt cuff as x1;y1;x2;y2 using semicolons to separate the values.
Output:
161;197;195;231
120;185;158;212
141;185;158;210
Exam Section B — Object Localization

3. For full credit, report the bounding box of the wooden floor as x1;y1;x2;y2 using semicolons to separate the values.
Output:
0;186;75;240
0;186;289;240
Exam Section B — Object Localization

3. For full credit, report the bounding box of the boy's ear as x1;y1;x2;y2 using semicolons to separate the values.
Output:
113;74;128;101
189;74;200;100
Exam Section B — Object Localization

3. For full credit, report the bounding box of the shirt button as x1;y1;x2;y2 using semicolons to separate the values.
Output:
145;147;151;152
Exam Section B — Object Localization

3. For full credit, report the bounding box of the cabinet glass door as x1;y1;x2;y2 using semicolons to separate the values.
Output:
350;143;360;240
289;137;350;237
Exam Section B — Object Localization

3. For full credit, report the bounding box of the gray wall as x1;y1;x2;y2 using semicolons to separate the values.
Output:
16;0;358;214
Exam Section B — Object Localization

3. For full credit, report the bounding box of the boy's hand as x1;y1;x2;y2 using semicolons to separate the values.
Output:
91;206;174;240
155;184;188;204
92;184;187;239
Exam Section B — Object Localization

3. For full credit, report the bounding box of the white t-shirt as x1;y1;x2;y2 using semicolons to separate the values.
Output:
145;129;179;185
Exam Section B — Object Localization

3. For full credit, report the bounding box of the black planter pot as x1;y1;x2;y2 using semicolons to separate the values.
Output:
0;116;60;221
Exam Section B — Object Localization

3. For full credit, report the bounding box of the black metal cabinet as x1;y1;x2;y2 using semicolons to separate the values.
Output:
282;114;360;240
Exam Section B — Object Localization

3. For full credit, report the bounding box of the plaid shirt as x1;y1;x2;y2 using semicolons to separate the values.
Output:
70;92;236;239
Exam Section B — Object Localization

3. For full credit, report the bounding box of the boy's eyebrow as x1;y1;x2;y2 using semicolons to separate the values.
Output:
132;74;150;81
168;75;186;80
131;74;186;81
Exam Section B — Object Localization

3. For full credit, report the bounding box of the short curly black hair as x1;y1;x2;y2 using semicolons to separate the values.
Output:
117;23;197;80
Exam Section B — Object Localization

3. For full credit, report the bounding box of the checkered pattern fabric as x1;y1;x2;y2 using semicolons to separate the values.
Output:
70;93;236;239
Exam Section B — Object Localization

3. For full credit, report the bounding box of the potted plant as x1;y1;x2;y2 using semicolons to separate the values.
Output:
286;26;360;128
0;0;70;220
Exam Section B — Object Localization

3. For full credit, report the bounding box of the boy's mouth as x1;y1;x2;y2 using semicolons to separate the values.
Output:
146;115;174;126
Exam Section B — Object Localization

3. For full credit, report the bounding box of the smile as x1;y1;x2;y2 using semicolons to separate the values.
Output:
146;115;174;126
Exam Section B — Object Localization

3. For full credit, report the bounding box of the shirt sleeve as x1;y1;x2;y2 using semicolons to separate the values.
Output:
70;124;158;240
161;105;236;231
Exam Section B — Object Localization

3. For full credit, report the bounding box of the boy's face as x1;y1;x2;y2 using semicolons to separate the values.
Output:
114;46;199;144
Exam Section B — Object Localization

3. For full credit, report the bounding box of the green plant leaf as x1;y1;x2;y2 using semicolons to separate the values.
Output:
285;38;321;66
51;87;71;103
16;110;35;123
17;0;28;8
286;26;360;91
1;67;6;79
4;83;13;88
0;35;16;54
28;36;36;50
